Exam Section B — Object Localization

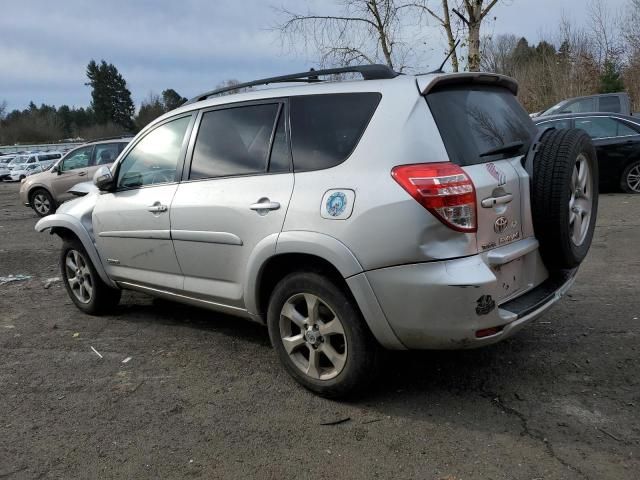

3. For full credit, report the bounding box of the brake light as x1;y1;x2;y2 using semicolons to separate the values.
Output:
391;162;477;232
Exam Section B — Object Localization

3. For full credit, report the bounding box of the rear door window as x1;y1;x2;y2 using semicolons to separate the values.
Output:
290;93;381;172
426;85;536;166
599;96;621;113
189;103;280;180
94;143;120;165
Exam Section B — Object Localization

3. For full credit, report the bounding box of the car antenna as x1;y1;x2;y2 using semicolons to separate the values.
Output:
420;40;461;75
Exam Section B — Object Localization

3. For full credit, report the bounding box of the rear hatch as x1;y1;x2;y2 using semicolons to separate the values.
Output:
420;76;537;254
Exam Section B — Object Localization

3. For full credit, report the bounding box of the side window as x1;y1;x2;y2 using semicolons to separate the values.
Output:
562;98;595;114
599;96;621;113
118;142;129;154
614;119;639;137
117;116;191;189
94;143;120;166
575;117;618;138
61;147;92;172
290;93;381;171
538;119;571;130
268;109;291;173
189;103;279;180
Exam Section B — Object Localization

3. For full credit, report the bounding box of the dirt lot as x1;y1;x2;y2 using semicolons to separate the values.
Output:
0;181;638;480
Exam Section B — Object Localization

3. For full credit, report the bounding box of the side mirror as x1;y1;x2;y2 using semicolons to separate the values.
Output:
51;165;58;174
93;166;114;191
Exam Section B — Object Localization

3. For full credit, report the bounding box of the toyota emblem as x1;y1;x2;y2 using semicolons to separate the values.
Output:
494;216;509;233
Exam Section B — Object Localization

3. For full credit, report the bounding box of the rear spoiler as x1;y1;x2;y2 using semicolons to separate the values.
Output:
418;73;518;96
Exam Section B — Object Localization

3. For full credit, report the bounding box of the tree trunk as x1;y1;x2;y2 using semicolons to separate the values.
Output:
467;20;481;71
442;0;459;72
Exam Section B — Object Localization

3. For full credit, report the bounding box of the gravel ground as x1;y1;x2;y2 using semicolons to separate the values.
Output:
0;181;638;479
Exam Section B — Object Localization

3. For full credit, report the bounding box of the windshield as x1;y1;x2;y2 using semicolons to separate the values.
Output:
9;156;27;165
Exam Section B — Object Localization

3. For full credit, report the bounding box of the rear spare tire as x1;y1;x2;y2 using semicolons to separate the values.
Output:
531;129;598;270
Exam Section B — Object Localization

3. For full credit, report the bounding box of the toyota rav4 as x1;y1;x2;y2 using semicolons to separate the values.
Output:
36;66;598;397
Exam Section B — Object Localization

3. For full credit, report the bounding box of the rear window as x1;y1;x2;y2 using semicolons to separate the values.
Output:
290;93;381;171
427;86;536;166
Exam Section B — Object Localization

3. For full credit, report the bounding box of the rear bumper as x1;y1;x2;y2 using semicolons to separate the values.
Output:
363;239;576;349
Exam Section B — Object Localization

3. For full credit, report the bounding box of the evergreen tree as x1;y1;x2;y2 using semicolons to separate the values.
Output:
162;89;187;111
599;60;625;93
85;60;135;131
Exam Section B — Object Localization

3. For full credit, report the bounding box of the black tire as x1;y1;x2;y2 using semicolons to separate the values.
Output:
267;272;380;398
531;128;599;269
30;188;56;217
60;238;121;315
620;160;640;193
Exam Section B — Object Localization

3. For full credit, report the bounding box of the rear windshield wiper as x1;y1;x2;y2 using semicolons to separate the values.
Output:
479;141;525;158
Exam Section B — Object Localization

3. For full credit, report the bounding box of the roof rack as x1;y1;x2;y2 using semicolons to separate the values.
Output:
184;64;398;106
82;134;134;144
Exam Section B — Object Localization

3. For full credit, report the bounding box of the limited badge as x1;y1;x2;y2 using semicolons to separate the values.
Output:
321;189;355;220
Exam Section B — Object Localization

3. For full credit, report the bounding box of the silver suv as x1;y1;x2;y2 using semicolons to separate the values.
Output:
36;66;598;397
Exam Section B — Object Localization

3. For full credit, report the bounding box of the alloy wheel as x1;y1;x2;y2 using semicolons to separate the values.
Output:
33;193;51;215
64;249;93;304
279;293;347;380
626;164;640;193
569;153;593;247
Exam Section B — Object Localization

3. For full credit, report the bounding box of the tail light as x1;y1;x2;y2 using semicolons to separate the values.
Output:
391;162;477;232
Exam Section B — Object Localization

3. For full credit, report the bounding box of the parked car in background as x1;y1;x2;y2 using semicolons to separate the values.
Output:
535;112;640;193
0;151;63;181
36;66;599;397
533;92;634;118
20;138;131;216
0;155;29;180
7;163;45;181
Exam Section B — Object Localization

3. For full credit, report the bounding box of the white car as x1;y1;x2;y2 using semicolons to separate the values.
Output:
8;163;45;181
0;151;63;181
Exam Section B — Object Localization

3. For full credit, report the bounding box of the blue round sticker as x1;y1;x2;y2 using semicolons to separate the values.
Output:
326;192;347;217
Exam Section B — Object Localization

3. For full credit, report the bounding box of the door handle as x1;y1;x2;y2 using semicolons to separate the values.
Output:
481;193;513;208
77;171;87;176
147;204;168;213
249;199;280;212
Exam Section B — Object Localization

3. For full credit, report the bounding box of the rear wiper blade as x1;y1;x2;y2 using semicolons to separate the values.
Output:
479;141;525;158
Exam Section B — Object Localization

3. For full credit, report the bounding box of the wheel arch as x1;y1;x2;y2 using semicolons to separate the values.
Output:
35;213;117;288
244;231;405;350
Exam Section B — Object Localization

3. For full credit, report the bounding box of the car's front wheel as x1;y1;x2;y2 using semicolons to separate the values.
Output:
267;272;380;398
60;238;121;315
621;160;640;193
30;189;56;217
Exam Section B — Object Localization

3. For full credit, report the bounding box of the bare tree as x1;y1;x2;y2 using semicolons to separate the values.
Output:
481;33;517;74
275;0;418;71
588;0;623;65
452;1;500;71
413;0;463;71
0;100;6;120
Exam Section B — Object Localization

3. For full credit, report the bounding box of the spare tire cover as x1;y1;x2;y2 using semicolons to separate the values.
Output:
531;128;599;270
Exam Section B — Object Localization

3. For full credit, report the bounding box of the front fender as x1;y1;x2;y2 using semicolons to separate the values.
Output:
35;213;117;288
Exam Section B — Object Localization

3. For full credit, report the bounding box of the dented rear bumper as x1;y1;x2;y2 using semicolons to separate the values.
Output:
363;238;576;349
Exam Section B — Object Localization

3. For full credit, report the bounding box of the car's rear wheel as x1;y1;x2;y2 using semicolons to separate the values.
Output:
620;160;640;193
267;272;379;398
30;189;55;217
531;128;599;269
60;238;121;315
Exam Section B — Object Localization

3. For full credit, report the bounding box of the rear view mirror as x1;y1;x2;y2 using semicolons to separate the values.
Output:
93;166;114;191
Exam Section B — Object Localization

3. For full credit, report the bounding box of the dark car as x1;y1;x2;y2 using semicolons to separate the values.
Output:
535;113;640;193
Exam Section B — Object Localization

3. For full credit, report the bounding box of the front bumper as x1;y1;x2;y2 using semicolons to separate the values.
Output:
364;239;576;349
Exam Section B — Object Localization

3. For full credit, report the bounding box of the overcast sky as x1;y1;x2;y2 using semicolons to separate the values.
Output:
0;0;629;111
